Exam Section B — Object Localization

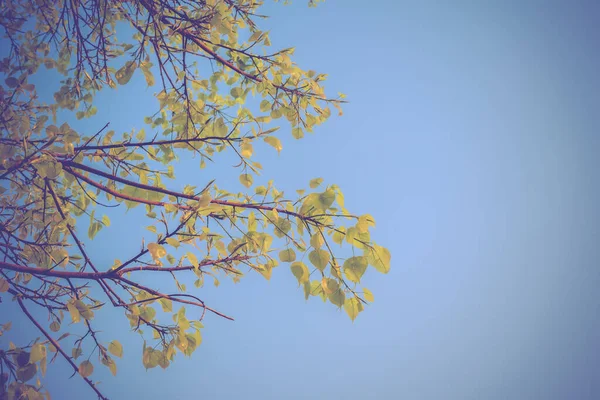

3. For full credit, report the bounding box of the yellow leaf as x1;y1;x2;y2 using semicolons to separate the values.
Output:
147;243;167;261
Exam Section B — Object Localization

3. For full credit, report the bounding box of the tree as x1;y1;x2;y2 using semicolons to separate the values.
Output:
0;0;391;398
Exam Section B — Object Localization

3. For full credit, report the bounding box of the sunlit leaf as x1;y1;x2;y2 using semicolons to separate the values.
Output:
109;341;123;358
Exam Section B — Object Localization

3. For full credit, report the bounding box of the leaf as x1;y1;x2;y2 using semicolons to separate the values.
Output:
357;214;376;232
332;227;346;245
230;86;243;98
88;221;101;239
279;248;296;262
102;215;111;227
363;288;374;302
292;126;304;139
5;77;19;88
115;61;137;85
0;278;8;292
310;233;324;249
290;262;309;284
67;302;81;323
240;142;253;158
259;99;271;112
273;218;291;238
187;252;199;269
196;193;212;208
78;360;94;378
72;348;82;359
140;61;155;86
108;341;123;358
317;188;336;209
239;173;253;188
308;249;329;271
343;256;368;283
328;288;345;308
309;177;323;188
321;278;339;295
344;297;363;321
147;243;167;261
264;136;282;154
74;300;94;320
247;212;257;231
345;226;370;250
366;244;391;274
49;321;60;332
29;343;46;364
15;350;29;367
16;364;37;382
36;161;62;180
159;298;173;312
105;357;117;376
166;238;180;248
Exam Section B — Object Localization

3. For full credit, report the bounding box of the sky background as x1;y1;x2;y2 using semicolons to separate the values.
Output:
3;1;600;399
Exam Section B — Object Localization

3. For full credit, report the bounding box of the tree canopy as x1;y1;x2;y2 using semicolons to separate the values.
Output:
0;0;391;398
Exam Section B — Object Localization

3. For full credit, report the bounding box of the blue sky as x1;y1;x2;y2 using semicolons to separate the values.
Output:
3;1;600;399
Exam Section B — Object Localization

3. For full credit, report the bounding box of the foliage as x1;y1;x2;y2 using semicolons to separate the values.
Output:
0;0;390;398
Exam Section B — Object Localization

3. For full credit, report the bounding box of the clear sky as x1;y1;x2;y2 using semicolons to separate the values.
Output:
3;1;600;399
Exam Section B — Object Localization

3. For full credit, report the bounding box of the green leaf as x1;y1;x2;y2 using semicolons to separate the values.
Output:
108;341;123;358
343;256;368;283
102;215;111;227
115;61;137;85
78;360;94;378
279;248;296;262
308;249;329;271
290;262;309;284
239;173;253;188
